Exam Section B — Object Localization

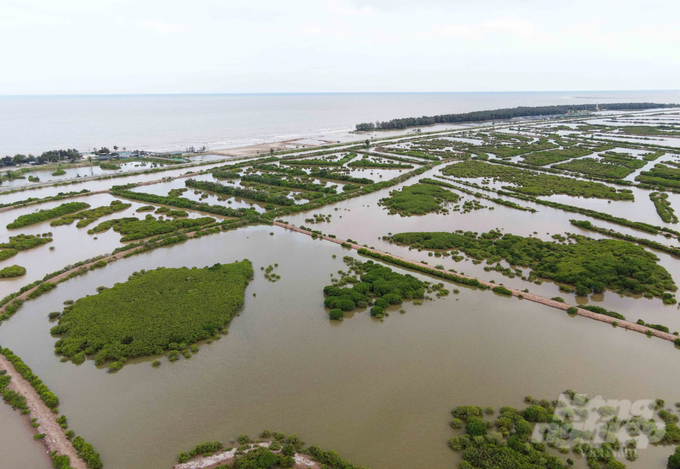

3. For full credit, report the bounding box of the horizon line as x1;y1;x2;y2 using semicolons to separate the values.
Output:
1;89;679;98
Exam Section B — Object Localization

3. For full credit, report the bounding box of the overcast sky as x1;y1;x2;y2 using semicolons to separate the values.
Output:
1;0;678;94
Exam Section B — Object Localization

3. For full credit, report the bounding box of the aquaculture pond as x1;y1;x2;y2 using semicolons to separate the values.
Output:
0;226;678;469
3;108;680;469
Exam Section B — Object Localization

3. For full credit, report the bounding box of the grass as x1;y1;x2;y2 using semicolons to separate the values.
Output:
442;161;634;200
379;183;460;216
51;261;253;366
6;202;91;229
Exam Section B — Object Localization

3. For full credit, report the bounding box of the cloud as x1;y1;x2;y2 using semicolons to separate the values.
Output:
137;20;186;34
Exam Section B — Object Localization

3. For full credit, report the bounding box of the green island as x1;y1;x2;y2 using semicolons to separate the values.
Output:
6;202;91;229
0;265;26;278
650;192;678;223
323;256;426;320
0;234;53;261
448;390;680;469
50;200;131;227
379;182;460;216
50;261;252;369
442;161;634;200
386;231;676;297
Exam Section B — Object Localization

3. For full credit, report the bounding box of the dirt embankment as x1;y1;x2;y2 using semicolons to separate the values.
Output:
0;354;88;469
272;222;679;343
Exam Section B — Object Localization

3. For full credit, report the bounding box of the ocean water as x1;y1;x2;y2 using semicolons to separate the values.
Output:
1;90;678;156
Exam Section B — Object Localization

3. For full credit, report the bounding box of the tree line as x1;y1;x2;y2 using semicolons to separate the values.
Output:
355;103;678;131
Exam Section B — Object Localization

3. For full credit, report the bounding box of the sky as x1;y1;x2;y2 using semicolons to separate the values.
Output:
1;0;678;94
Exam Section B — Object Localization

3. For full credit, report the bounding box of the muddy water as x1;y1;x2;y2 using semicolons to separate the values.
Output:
2;148;680;468
0;400;51;468
0;226;678;469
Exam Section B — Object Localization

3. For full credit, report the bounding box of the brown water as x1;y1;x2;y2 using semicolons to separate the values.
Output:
0;399;51;469
0;225;679;469
2;123;680;469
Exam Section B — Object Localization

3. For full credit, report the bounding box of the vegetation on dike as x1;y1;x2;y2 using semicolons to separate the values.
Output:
323;257;425;320
185;179;295;206
88;215;215;241
442;161;634;200
177;432;367;469
386;231;676;297
0;347;59;408
6;202;91;229
0;265;26;278
110;188;262;221
240;174;336;194
310;169;373;184
282;152;357;166
51;261;253;367
50;200;132;227
379;183;460;216
0;189;90;210
650;192;678;224
425;177;536;212
347;158;413;169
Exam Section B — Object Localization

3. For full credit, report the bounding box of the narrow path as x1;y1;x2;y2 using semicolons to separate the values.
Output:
0;353;88;469
272;222;680;343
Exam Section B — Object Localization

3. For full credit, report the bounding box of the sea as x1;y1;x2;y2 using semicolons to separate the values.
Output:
1;90;679;156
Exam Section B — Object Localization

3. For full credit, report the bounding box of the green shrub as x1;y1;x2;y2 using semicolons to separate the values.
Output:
492;286;512;296
465;418;487;436
0;265;26;278
328;309;343;321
